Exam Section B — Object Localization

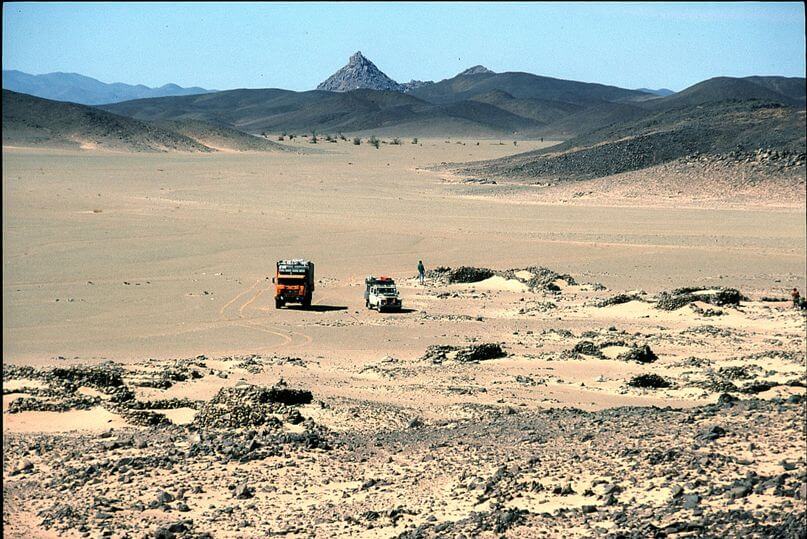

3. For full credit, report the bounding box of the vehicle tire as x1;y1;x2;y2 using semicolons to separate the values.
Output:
365;299;370;309
302;293;311;308
275;299;283;309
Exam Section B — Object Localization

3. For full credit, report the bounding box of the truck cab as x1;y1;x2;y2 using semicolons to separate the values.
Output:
274;259;314;308
365;276;402;312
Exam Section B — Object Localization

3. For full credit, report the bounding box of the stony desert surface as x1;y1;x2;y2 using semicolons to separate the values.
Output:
3;138;806;538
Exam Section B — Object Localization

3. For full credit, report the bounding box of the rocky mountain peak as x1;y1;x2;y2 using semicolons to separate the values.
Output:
317;51;404;93
349;51;370;65
458;65;494;76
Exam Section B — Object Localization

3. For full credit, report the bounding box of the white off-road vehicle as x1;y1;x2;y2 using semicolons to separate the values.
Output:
364;276;402;312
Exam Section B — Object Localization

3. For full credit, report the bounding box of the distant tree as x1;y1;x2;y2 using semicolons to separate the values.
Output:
288;134;296;140
392;137;401;145
412;138;418;144
353;137;361;145
325;134;335;142
278;135;285;141
513;140;517;146
369;136;380;149
310;130;318;143
339;132;347;141
260;131;267;138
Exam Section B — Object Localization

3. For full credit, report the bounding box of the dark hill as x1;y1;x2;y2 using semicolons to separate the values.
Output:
456;100;806;181
2;90;211;152
154;119;293;152
407;71;653;105
2;90;293;152
102;88;550;136
645;76;805;109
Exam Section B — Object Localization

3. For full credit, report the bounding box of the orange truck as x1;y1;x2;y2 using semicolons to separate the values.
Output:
273;259;314;308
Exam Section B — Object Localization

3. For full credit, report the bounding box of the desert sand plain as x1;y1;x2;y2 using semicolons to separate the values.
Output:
3;138;806;538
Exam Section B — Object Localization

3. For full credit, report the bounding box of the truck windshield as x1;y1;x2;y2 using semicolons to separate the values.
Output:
377;287;397;295
278;277;304;285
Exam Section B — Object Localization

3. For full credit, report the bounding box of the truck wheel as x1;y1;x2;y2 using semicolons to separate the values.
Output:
365;299;370;309
302;294;311;308
275;299;283;309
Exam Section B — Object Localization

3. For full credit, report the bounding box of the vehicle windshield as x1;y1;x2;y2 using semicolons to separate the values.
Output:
376;287;397;295
278;277;304;285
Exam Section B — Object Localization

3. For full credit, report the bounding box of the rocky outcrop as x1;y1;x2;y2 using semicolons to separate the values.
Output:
458;65;494;76
317;52;404;93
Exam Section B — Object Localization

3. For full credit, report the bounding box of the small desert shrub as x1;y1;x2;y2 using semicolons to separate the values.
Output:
339;132;347;141
310;130;318;143
277;135;285;141
369;136;380;149
412;138;418;144
391;137;401;145
353;137;361;145
325;134;335;142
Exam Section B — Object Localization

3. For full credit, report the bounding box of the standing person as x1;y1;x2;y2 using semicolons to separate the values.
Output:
417;260;425;285
792;288;801;309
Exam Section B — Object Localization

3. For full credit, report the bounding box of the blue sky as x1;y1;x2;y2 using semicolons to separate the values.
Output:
2;2;805;92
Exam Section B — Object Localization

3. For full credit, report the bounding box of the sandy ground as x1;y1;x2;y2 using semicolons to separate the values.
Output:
3;140;805;363
2;139;806;538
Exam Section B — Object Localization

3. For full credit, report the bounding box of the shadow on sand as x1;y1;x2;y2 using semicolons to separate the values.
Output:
284;304;348;312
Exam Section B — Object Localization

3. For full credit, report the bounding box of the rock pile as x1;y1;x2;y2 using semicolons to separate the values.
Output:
628;373;672;389
657;287;744;311
425;265;576;291
569;341;658;363
420;343;506;364
617;345;658;364
426;266;495;283
595;293;644;307
194;382;312;429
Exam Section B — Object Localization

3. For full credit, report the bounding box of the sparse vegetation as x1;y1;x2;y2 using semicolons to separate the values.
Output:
391;137;401;145
412;138;418;144
369;136;380;149
310;130;318;143
338;132;347;141
325;134;335;142
353;137;361;145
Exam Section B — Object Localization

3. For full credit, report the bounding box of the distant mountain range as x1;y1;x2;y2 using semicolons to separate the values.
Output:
2;70;213;105
3;52;804;170
98;53;667;137
97;53;805;140
636;87;675;96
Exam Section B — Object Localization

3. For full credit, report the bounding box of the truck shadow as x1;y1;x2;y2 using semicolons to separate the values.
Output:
381;308;418;314
286;304;348;312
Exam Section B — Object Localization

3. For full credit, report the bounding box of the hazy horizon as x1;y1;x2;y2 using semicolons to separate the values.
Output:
3;2;805;93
